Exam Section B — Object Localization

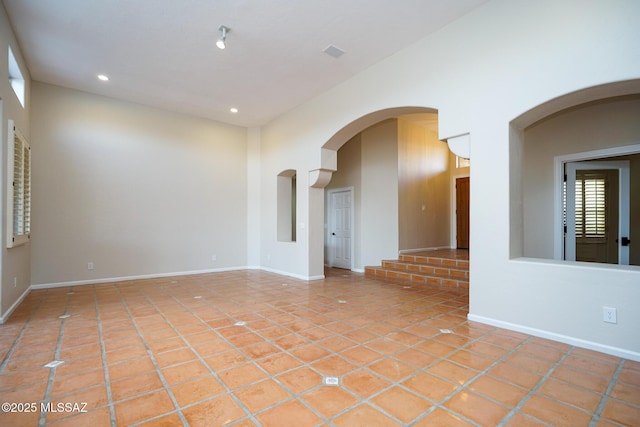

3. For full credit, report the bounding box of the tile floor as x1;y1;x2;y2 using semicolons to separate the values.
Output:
0;268;638;426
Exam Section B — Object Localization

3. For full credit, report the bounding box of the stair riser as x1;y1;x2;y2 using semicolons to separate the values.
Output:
399;254;469;269
380;261;468;280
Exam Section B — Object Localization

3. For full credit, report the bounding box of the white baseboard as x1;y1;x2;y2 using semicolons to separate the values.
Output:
29;266;251;290
0;286;31;324
259;266;324;281
352;268;365;273
468;313;640;362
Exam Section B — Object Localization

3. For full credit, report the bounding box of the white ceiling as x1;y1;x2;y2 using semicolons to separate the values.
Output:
2;0;487;127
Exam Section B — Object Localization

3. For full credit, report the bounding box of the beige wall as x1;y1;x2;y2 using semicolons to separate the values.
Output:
398;118;452;251
30;83;248;285
325;120;399;270
523;96;640;264
1;4;31;318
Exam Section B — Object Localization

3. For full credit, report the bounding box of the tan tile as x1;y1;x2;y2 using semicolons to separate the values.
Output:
394;348;436;368
504;413;550;426
371;386;432;424
0;381;47;406
343;369;391;398
154;347;197;368
365;338;406;355
369;358;414;382
413;408;474;427
241;342;281;360
218;364;267;390
552;365;610;394
449;350;494;371
227;332;263;347
256;400;320;427
277;367;323;394
610;382;640;406
234;379;290;412
115;390;175;426
135;412;184;427
318;336;356;352
619;367;640;387
183;394;246;427
402;371;458;402
538;378;602;412
562;354;618;378
445;391;510;426
311;355;358;377
105;345;148;365
45;384;109;423
257;353;302;375
301;385;357;418
521;395;592;427
51;369;105;397
506;352;555;375
489;362;543;389
47;407;112;427
468;375;527;407
333;404;402;427
415;340;457;357
147;337;186;354
601;398;640;426
290;344;330;363
108;357;155;381
161;360;210;385
341;346;384;365
171;373;226;407
273;334;309;350
192;339;233;357
110;371;164;402
204;350;248;371
427;360;477;384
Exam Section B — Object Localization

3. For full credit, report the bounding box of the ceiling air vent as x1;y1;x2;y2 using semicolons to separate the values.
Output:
323;45;345;58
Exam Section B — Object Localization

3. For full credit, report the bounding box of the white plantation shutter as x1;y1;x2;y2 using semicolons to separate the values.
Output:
575;173;606;239
564;173;607;240
7;121;31;247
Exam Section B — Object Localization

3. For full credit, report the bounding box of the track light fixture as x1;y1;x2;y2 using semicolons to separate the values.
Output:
216;25;229;50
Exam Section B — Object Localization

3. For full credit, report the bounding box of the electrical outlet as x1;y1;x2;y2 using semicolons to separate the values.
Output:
211;254;217;261
603;306;617;324
13;277;17;287
87;262;94;270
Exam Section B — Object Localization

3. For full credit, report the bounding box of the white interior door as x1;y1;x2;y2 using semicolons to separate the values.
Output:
328;189;353;269
565;161;630;264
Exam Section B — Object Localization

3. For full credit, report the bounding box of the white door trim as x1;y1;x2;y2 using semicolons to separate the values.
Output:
326;187;354;270
554;143;640;261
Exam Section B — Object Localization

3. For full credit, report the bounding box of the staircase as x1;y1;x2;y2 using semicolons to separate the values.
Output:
364;249;469;291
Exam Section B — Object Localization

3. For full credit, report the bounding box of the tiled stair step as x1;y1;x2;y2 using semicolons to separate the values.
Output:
398;254;469;270
381;259;468;280
364;266;469;290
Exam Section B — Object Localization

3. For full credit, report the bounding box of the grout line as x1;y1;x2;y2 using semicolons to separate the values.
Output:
0;294;45;373
113;286;189;427
496;345;576;426
38;289;72;427
141;282;265;426
588;358;626;427
93;285;118;427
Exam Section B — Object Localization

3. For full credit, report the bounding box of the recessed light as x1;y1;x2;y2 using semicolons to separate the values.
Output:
97;74;109;81
230;107;238;113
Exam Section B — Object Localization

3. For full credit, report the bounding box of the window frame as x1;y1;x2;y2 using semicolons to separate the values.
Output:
6;120;31;248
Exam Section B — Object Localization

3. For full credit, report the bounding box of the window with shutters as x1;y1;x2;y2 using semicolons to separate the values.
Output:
6;121;31;248
564;173;607;242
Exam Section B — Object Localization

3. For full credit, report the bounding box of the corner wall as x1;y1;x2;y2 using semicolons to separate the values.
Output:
0;4;31;319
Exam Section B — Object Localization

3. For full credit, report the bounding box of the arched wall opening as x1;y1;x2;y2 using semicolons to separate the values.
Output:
317;106;465;272
510;79;640;267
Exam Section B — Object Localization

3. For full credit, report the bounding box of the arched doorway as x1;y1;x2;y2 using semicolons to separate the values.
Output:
317;107;466;276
